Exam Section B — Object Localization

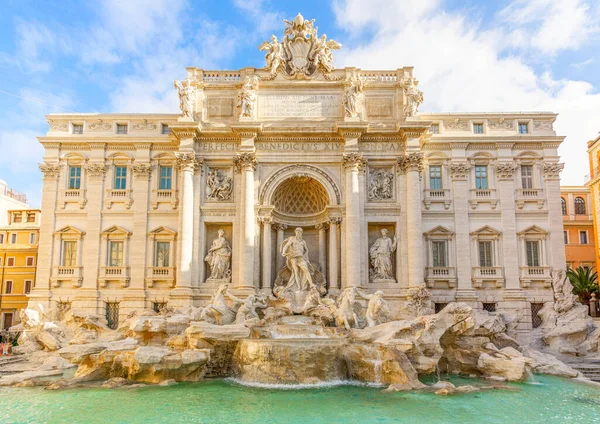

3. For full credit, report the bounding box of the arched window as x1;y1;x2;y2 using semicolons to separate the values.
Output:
561;198;567;215
574;197;586;215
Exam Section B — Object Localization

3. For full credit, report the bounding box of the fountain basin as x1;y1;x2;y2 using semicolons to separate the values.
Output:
233;338;348;385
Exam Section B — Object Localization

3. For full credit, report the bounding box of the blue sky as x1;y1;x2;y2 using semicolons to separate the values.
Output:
1;0;599;207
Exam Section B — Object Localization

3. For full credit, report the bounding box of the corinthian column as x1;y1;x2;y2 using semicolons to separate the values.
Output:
343;152;367;287
174;152;201;289
234;152;258;289
316;223;328;276
260;216;273;290
328;217;340;290
398;152;424;289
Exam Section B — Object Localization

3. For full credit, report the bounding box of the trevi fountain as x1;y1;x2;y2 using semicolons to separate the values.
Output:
2;14;600;424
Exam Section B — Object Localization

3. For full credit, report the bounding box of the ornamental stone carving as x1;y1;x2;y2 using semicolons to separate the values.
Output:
174;78;196;119
206;168;233;201
342;152;367;171
368;168;394;201
132;119;157;131
233;152;258;172
449;162;471;180
131;163;152;179
343;78;364;118
542;162;564;180
175;153;202;172
46;119;67;131
84;163;107;178
237;75;259;119
397;153;423;174
259;13;341;79
444;119;468;130
495;162;518;180
402;77;424;118
38;162;61;178
488;118;514;130
533;120;553;131
87;119;112;131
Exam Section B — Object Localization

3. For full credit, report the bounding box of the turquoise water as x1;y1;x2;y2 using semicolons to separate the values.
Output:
1;376;599;424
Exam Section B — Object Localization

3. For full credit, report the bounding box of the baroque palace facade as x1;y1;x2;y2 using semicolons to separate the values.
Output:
31;15;565;333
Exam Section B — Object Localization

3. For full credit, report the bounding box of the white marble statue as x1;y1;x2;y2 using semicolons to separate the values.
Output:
369;229;397;282
206;169;233;201
334;287;361;330
174;79;196;118
233;293;267;325
237;75;259;118
205;230;232;281
358;290;390;327
259;35;285;76
343;78;364;118
280;228;316;292
199;283;237;325
403;77;424;118
310;34;341;74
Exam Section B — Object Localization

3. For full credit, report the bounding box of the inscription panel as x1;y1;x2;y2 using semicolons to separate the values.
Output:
256;142;343;152
258;94;341;118
207;98;234;118
366;96;394;118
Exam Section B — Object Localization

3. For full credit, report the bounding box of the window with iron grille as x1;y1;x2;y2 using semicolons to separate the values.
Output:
429;165;442;190
521;165;533;189
434;303;448;314
574;197;586;214
105;302;120;329
531;303;544;328
483;303;496;313
152;302;168;313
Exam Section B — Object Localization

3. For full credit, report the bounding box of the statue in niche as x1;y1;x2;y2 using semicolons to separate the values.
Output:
259;35;285;76
358;290;390;327
204;229;232;281
206;169;233;201
369;229;397;282
174;79;196;118
343;78;364;118
237;75;259;119
403;77;424;118
368;169;394;201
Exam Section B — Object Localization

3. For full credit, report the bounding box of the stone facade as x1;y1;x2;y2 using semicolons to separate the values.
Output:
30;16;565;336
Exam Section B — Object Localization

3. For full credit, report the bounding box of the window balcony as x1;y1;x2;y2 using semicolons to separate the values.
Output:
99;266;130;288
423;189;451;210
472;266;504;288
469;189;498;210
146;266;176;287
425;266;456;288
516;188;545;210
59;189;87;209
51;266;83;288
151;189;179;210
519;266;552;288
105;189;132;210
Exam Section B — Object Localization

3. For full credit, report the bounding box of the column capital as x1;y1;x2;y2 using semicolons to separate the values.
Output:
449;162;471;181
495;162;518;180
234;152;258;172
131;163;152;180
258;216;274;225
315;222;329;231
397;152;423;174
342;152;367;171
39;162;62;180
175;152;202;173
328;216;342;225
542;161;564;180
273;223;288;232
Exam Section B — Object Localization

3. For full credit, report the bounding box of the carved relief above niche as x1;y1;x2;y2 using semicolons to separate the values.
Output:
367;167;394;202
206;167;233;201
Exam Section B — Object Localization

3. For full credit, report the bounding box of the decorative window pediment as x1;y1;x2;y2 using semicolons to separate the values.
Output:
148;226;177;239
470;225;501;238
101;225;132;239
517;225;548;237
55;226;86;239
424;225;454;237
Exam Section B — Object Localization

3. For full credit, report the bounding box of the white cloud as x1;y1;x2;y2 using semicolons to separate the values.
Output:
233;0;284;34
334;0;600;185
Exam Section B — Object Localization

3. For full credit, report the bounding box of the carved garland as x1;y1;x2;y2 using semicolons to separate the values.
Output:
449;163;471;180
84;163;107;178
47;119;68;131
542;162;564;180
131;163;152;180
495;162;518;180
87;119;112;131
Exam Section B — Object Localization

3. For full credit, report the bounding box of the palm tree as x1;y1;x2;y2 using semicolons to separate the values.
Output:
566;266;599;304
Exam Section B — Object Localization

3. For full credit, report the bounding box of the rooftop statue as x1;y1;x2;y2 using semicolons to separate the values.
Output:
259;13;341;79
174;78;196;118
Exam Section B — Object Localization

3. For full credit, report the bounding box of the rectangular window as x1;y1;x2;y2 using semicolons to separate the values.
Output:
72;124;83;134
24;280;32;294
26;257;34;267
5;281;13;294
27;213;35;222
10;234;17;244
430;124;439;134
116;124;128;134
161;124;171;135
521;165;533;189
580;231;588;245
109;241;124;267
0;234;4;244
564;231;569;245
62;241;77;267
3;313;13;330
114;166;127;189
473;123;484;134
431;241;447;267
7;257;15;267
518;122;529;134
155;242;170;267
69;166;81;189
13;213;22;223
429;165;442;190
29;233;36;244
526;240;540;267
478;241;493;267
475;165;488;190
159;166;173;190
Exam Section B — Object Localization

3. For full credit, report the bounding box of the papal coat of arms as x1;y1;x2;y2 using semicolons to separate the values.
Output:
259;13;342;79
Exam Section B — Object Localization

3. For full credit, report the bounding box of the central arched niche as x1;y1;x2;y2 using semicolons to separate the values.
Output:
272;176;329;217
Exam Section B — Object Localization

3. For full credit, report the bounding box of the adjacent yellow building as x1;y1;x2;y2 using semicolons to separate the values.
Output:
586;134;600;272
0;209;40;329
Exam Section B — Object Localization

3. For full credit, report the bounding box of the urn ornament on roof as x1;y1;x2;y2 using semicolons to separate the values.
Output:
259;13;342;79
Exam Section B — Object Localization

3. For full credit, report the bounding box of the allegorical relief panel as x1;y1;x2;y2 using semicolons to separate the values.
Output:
368;167;394;202
258;94;341;119
206;167;233;201
366;96;394;118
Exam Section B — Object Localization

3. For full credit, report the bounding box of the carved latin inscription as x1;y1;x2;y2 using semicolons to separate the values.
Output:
258;94;341;118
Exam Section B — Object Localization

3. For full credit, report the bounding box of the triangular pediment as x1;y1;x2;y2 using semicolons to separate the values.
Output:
148;226;177;236
101;225;131;236
517;225;547;236
470;225;501;236
55;225;85;236
424;225;454;236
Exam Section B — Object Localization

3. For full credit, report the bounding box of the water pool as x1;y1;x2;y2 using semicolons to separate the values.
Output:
1;376;599;424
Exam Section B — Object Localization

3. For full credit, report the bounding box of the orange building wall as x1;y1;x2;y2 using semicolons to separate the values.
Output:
561;187;595;270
